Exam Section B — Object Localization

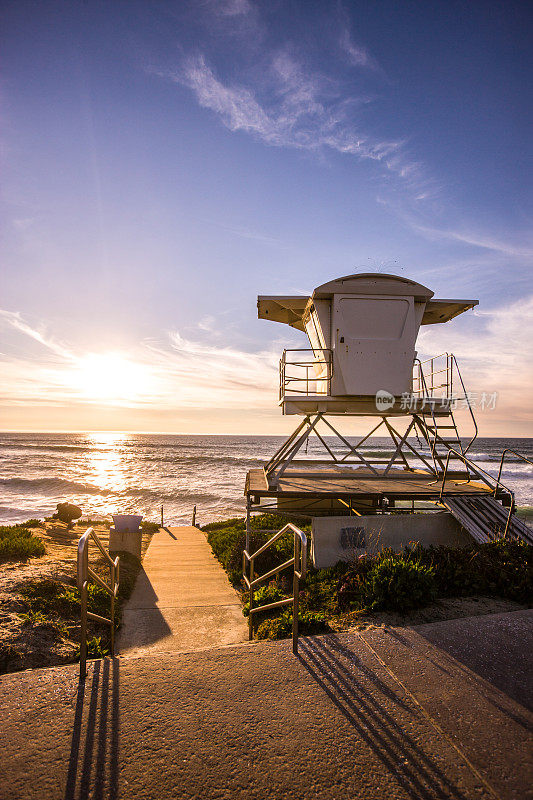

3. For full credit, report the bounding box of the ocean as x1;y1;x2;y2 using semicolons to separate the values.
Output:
0;432;532;526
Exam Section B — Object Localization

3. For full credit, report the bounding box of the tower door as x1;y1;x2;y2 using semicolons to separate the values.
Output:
331;294;416;396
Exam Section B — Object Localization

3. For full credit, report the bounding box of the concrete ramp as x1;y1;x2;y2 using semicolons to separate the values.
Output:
117;527;248;656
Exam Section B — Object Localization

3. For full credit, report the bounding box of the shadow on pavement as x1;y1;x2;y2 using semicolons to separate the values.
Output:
64;657;120;800
414;610;533;713
117;567;172;651
299;635;470;800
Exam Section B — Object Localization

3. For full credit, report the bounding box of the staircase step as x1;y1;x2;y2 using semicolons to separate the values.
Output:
426;425;457;429
441;496;533;546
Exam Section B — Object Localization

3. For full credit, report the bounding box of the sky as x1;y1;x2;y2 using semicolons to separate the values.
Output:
1;0;532;436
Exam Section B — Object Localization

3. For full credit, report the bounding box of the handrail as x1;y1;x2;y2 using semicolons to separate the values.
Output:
449;354;478;453
414;352;478;455
280;349;332;399
243;523;307;654
496;449;533;494
413;358;441;476
77;527;120;679
439;448;514;503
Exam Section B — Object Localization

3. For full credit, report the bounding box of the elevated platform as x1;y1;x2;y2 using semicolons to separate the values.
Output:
280;394;455;416
246;466;492;502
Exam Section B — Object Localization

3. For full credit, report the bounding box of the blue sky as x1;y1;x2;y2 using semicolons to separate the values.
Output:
1;0;532;434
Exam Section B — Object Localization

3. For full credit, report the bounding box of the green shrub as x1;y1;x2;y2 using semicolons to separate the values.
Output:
141;521;160;534
335;539;533;613
360;556;437;612
203;514;310;585
17;578;110;620
75;636;110;661
0;525;46;563
20;519;42;528
256;609;330;640
243;582;286;616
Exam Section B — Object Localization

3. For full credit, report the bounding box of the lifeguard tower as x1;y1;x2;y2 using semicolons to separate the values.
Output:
245;273;532;566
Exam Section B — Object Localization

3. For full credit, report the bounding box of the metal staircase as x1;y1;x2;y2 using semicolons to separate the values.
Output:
415;408;467;477
412;353;478;478
441;496;533;546
437;447;533;546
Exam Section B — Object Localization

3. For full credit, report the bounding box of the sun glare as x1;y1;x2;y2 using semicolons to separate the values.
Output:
73;353;151;403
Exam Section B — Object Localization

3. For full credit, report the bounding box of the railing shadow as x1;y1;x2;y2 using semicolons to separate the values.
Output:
116;566;172;651
64;657;119;800
298;635;469;800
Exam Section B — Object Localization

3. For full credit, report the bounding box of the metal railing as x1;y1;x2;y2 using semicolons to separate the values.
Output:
77;528;120;679
280;349;332;399
414;353;478;455
439;447;514;503
413;352;454;398
243;523;307;654
496;449;533;493
438;447;526;537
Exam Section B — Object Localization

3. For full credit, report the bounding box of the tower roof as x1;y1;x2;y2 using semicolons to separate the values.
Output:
257;272;478;329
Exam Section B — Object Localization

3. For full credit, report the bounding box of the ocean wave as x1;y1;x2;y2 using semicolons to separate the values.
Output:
127;487;222;504
0;444;117;457
0;477;115;497
141;454;266;467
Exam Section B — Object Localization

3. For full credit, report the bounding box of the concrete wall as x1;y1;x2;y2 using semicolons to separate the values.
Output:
109;527;142;559
311;512;471;568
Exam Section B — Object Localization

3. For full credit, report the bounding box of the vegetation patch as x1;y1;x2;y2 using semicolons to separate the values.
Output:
256;609;331;640
141;520;160;534
359;556;437;612
204;515;533;639
336;539;533;611
0;518;156;675
202;514;311;585
0;525;46;563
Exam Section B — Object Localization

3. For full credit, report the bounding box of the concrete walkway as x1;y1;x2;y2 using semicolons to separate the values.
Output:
117;526;248;656
0;610;531;800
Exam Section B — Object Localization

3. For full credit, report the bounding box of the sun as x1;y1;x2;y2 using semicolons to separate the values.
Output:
73;352;151;403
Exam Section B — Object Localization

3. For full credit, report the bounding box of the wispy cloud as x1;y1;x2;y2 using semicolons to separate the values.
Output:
409;221;533;258
417;295;533;431
162;51;425;189
0;310;73;361
339;29;378;71
0;309;279;412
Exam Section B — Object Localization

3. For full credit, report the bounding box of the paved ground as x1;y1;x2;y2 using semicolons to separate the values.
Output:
117;526;248;655
0;609;531;800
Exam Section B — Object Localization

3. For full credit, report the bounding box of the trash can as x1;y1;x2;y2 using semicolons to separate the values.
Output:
109;514;143;559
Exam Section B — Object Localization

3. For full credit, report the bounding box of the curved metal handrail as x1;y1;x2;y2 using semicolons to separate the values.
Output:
77;527;120;679
449;354;478;453
496;449;533;492
439;448;514;503
243;523;307;654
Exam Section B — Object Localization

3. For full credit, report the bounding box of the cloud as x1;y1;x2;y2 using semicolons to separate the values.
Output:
0;310;73;361
164;52;423;186
409;222;533;258
0;308;280;413
339;29;378;71
416;296;533;430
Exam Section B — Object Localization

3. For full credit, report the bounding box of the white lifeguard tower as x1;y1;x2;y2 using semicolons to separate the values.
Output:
245;272;532;565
